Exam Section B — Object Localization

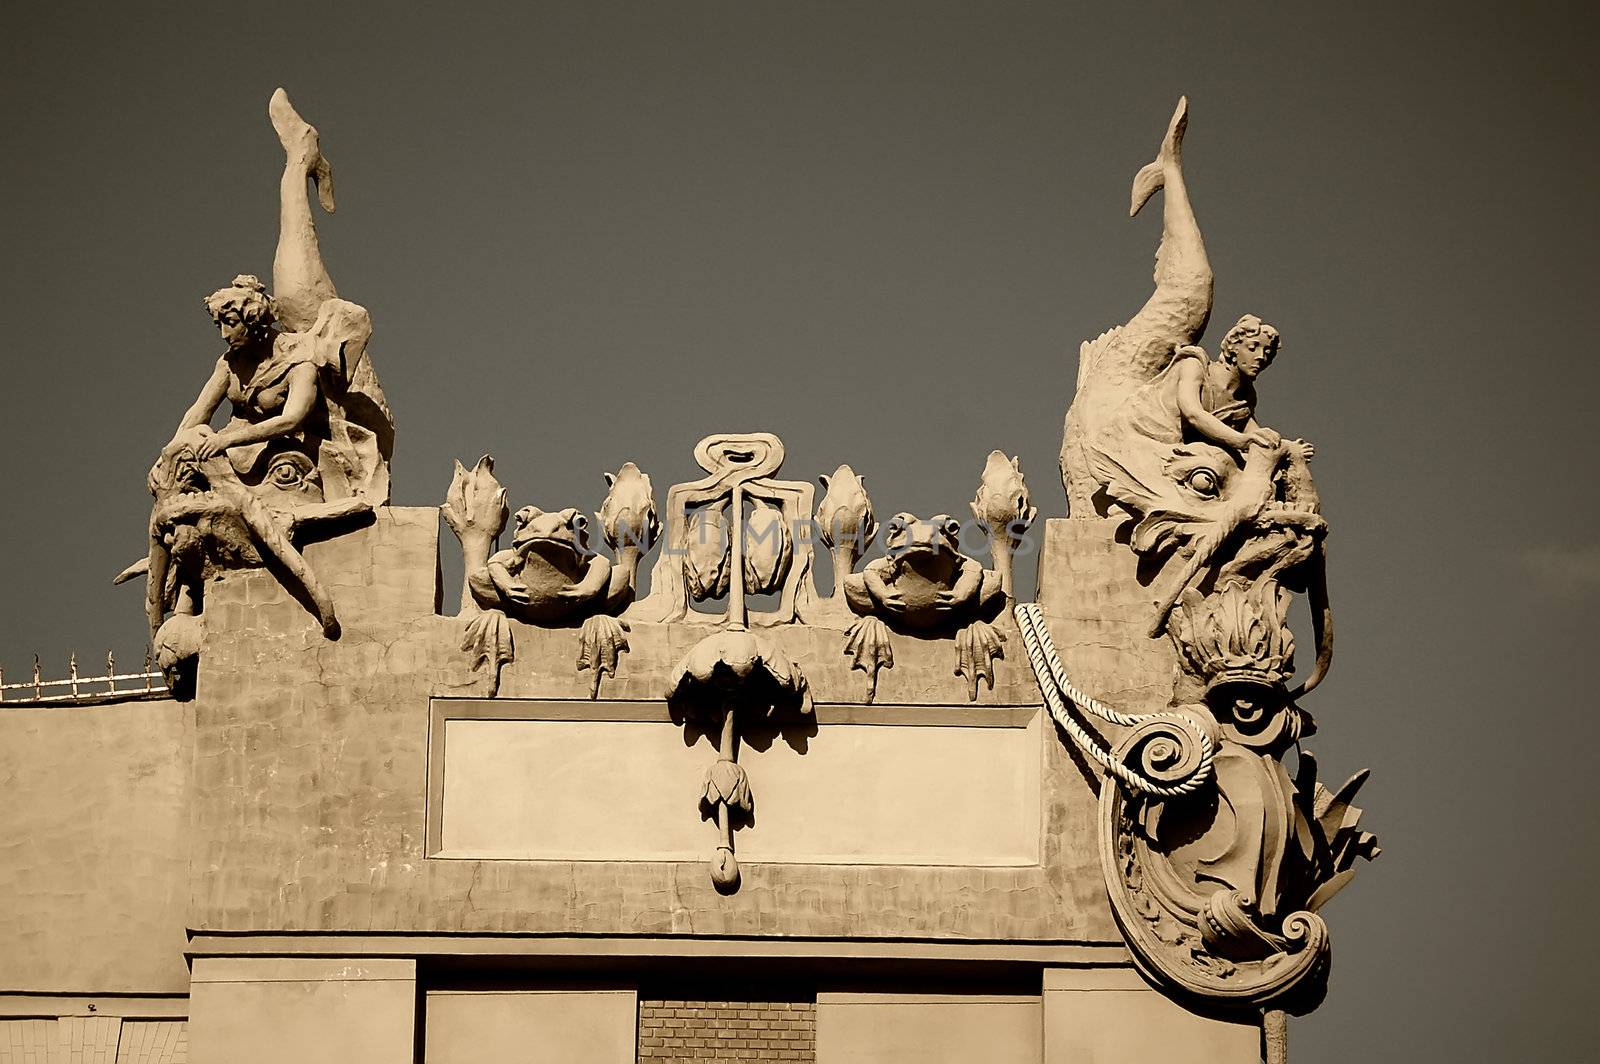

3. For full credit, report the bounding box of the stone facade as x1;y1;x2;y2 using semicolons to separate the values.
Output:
0;91;1375;1063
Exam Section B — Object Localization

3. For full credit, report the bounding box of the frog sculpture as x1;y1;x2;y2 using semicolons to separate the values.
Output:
451;460;658;697
842;511;1008;701
470;506;614;623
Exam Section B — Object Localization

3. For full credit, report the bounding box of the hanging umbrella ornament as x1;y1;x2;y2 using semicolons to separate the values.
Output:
665;469;811;891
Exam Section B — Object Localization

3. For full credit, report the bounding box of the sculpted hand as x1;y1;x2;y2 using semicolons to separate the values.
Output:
503;581;531;605
1243;427;1281;450
194;430;233;461
1293;438;1317;460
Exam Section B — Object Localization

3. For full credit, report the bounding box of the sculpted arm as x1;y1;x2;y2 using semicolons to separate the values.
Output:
940;556;984;608
481;551;529;606
863;563;904;611
563;555;613;599
1174;353;1274;451
174;362;230;436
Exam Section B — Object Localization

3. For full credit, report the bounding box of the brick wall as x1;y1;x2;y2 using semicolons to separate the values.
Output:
638;996;815;1062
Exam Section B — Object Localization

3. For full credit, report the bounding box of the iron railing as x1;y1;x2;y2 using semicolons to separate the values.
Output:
0;651;168;704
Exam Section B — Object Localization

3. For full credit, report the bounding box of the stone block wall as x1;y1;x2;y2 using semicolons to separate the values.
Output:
638;996;816;1062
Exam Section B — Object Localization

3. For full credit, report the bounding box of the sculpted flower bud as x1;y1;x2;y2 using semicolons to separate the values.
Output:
441;455;509;540
703;758;752;813
442;455;510;614
816;464;876;549
599;462;660;553
742;498;792;596
970;450;1036;540
685;504;731;600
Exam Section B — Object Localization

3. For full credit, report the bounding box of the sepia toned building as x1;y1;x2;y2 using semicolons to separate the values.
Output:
0;92;1375;1064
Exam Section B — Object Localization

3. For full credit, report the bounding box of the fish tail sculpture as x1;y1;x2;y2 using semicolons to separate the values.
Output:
1060;96;1214;513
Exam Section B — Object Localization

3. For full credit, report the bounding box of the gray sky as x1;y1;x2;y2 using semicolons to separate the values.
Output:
3;3;1594;1060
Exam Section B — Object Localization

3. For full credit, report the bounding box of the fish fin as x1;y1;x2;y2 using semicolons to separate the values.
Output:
1128;95;1188;217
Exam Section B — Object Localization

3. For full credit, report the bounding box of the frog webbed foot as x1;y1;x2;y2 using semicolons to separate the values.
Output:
954;620;1006;702
463;608;514;695
843;616;894;703
577;614;631;699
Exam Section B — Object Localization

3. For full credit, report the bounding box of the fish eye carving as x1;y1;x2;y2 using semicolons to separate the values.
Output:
265;452;316;490
1183;467;1221;499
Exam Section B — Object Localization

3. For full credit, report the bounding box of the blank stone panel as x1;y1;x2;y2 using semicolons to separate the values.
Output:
815;993;1041;1064
424;990;636;1064
187;958;415;1064
432;702;1042;866
1041;968;1261;1063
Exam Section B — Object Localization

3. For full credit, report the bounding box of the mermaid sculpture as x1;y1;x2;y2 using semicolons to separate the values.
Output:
119;89;394;693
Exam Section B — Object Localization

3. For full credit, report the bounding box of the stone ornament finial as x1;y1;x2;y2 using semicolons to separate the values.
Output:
815;464;877;616
442;455;509;613
971;449;1037;603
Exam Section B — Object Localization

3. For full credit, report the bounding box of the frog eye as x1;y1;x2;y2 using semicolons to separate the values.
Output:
940;516;963;540
887;514;911;535
1183;468;1222;499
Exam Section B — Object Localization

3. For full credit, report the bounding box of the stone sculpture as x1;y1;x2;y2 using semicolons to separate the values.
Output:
970;450;1037;604
813;465;878;620
838;453;1034;701
117;89;394;694
443;457;659;697
631;433;816;626
648;433;816;891
175;90;392;509
73;89;1381;1057
843;512;1005;701
667;627;812;893
1029;96;1375;1020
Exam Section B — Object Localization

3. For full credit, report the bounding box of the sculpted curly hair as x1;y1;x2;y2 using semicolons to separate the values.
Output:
203;274;277;340
1219;314;1280;364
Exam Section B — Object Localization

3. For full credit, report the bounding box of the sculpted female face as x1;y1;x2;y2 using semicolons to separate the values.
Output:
203;275;275;352
212;304;254;349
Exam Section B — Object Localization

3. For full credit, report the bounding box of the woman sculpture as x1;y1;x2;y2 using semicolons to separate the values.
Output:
167;88;392;509
120;90;395;689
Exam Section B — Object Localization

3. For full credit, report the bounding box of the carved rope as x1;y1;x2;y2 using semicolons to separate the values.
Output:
1014;602;1214;798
